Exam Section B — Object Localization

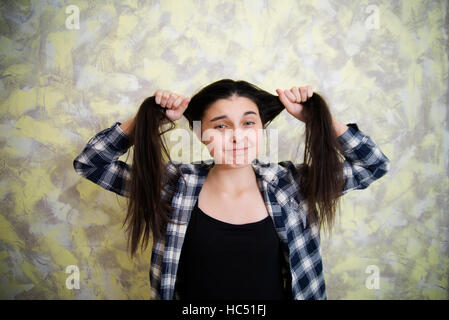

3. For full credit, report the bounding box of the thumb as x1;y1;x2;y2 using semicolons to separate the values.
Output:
179;97;190;113
276;89;294;111
166;108;175;118
169;97;190;120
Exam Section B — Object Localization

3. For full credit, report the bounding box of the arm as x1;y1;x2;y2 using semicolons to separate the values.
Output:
277;85;390;195
332;116;349;138
73;120;133;198
74;90;189;198
334;119;391;195
119;116;136;144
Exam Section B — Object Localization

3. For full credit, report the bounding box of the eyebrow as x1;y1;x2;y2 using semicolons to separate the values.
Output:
209;111;258;122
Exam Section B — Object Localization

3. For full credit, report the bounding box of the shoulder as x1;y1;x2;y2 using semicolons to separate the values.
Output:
161;161;197;201
276;160;304;173
277;160;307;179
165;160;211;176
252;158;305;187
164;159;212;188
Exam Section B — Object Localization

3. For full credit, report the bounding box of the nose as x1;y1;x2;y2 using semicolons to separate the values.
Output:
232;128;241;141
231;128;249;146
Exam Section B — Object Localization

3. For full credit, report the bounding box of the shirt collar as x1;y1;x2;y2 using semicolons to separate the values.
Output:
184;158;289;187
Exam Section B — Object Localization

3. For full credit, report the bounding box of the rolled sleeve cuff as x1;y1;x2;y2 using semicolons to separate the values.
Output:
105;121;132;152
336;123;366;153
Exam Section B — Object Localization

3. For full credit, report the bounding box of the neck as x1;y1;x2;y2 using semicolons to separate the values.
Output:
207;163;256;197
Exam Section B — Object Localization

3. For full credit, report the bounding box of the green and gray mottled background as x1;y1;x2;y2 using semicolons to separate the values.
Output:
0;0;447;299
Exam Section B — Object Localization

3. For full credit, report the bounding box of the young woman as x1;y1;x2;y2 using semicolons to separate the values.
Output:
73;79;390;300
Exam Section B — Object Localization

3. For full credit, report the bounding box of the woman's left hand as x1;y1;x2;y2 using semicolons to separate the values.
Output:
276;86;313;122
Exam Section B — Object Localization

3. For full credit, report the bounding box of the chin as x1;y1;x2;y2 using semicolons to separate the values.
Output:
225;162;251;169
213;152;257;167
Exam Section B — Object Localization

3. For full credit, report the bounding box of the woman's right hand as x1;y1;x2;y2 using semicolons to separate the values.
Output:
154;89;190;121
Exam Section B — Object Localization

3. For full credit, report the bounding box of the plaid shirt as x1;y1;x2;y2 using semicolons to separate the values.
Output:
73;121;390;300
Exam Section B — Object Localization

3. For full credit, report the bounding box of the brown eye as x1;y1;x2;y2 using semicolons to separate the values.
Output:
214;124;226;129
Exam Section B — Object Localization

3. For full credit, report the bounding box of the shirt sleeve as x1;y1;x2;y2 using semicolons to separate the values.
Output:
337;123;390;195
73;121;132;198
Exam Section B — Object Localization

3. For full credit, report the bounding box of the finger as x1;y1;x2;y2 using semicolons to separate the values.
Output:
307;85;313;98
291;87;301;102
161;91;170;107
277;89;294;109
155;90;163;104
284;89;297;103
299;87;308;102
179;97;190;112
166;108;174;118
173;97;190;119
173;95;184;108
166;93;178;109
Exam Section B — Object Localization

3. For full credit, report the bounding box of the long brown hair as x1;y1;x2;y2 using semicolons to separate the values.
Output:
123;79;344;259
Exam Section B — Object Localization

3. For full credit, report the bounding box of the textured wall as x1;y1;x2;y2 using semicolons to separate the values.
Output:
0;0;447;299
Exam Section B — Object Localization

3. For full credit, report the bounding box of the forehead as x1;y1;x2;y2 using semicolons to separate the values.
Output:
204;96;259;119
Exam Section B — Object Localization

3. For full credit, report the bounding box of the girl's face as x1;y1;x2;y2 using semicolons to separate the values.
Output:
199;95;263;168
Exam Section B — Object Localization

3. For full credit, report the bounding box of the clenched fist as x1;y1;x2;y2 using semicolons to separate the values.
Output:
276;86;313;123
154;89;190;122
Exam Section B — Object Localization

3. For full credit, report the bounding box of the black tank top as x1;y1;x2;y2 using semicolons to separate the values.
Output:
175;199;290;300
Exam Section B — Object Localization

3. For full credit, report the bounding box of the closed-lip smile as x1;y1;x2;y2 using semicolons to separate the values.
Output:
230;147;249;151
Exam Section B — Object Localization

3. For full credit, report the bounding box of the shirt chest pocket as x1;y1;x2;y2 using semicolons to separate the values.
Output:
268;183;307;229
284;196;308;230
